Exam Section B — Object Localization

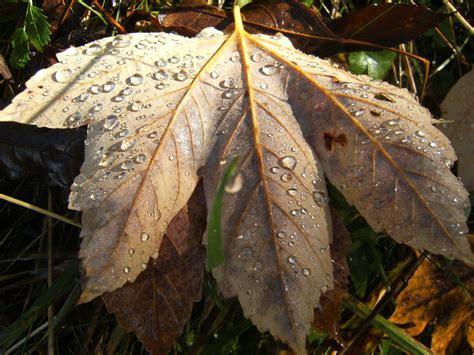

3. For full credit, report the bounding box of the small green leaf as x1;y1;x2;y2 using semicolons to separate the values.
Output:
237;0;253;9
10;27;30;69
349;50;396;80
25;4;51;51
207;157;239;269
300;0;314;6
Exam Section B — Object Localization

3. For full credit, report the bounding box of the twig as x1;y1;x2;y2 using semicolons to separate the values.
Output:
443;0;474;35
91;0;127;34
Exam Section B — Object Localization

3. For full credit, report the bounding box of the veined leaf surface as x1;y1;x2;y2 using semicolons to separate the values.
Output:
0;6;472;353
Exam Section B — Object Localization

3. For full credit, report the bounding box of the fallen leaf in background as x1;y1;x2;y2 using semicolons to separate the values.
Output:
390;256;474;354
0;122;85;187
313;209;350;341
103;208;204;355
440;69;474;191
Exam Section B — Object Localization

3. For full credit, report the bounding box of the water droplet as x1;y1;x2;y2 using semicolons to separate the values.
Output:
89;84;101;94
121;160;133;170
225;173;243;193
302;268;310;276
291;209;299;216
91;103;103;113
120;87;133;96
123;267;131;274
103;115;119;130
65;112;82;126
251;52;262;62
223;89;240;99
288;256;297;265
281;174;292;182
210;71;219;79
102;81;116;92
120;138;136;151
287;188;297;197
320;246;328;253
415;130;425;137
277;231;286;238
141;263;147;270
167;155;175;161
135;154;147;163
252;261;262;272
129;101;143;112
168;56;180;64
174;70;188;81
153;69;168;81
128;248;135;255
279;156;297;170
429;142;437;148
259;83;268;90
313;191;328;206
221;78;237;88
112;36;130;48
155;59;167;67
127;74;144;86
86;43;102;55
53;69;73;83
430;185;437;192
238;248;253;261
140;232;150;242
260;64;278;76
270;166;280;174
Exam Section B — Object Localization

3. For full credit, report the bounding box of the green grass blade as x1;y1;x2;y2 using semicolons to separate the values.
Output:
207;157;239;269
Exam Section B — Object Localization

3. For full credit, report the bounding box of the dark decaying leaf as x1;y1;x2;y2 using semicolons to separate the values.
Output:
150;1;445;56
103;208;204;355
313;208;350;341
390;255;474;354
0;122;85;187
144;0;338;52
328;4;448;49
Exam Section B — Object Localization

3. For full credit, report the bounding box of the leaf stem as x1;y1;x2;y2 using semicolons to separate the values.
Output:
233;3;244;33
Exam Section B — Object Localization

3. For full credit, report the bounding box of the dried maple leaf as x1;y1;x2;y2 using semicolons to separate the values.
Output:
390;256;474;354
0;6;472;353
439;69;474;191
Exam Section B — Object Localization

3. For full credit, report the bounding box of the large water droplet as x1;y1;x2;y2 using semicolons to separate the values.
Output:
120;138;136;151
280;156;297;170
102;81;116;93
135;154;147;163
53;69;73;83
112;36;130;48
103;115;119;130
260;64;278;76
153;69;168;81
313;191;328;206
85;43;103;55
89;84;101;94
287;188;297;196
225;173;243;193
127;74;144;86
174;70;188;81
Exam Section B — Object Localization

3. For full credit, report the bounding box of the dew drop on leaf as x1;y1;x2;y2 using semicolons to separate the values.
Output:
127;74;144;86
140;233;149;242
279;156;297;170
